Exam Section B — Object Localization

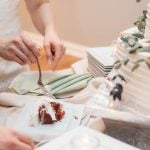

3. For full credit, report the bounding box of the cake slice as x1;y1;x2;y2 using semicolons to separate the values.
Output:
39;102;65;124
30;101;65;126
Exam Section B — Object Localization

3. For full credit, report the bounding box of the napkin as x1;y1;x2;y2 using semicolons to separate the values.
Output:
10;72;93;97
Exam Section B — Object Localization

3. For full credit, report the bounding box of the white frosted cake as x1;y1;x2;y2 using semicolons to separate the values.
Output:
144;0;150;39
113;1;150;112
114;27;150;111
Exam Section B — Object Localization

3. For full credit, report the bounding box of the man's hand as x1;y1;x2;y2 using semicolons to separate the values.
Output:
44;28;66;70
0;128;34;150
0;35;40;65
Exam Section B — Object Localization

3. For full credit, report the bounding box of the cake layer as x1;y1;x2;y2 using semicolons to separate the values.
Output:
115;29;150;109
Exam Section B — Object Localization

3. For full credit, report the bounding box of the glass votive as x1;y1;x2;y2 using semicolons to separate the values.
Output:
70;133;100;150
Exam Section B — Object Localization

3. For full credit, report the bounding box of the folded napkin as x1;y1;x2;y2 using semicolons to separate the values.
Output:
10;72;93;97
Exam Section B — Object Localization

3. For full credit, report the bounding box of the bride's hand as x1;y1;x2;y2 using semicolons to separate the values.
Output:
0;35;40;65
44;27;66;70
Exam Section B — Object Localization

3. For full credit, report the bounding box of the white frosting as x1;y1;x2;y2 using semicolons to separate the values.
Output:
115;28;150;111
44;103;56;121
29;102;56;126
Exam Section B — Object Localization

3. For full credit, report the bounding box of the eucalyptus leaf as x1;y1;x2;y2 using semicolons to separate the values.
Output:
132;33;144;39
121;36;129;44
143;10;147;17
114;63;122;70
132;63;140;72
124;58;129;65
134;59;145;64
130;43;142;49
136;0;141;3
134;21;138;26
138;16;145;22
128;44;143;54
114;60;121;65
129;49;138;54
134;9;147;33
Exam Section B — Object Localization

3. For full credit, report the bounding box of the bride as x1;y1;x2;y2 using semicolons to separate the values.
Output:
0;0;65;91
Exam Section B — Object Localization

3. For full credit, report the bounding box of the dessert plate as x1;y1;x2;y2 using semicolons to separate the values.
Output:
14;97;84;142
87;47;115;67
87;47;114;77
36;127;139;150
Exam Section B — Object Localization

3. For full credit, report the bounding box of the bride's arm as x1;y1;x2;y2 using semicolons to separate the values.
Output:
25;0;53;35
25;0;65;70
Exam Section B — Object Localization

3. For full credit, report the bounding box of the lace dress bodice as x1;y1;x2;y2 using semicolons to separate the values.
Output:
0;0;28;92
0;0;21;39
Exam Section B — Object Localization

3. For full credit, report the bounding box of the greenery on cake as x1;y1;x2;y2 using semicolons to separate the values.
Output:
114;10;150;72
134;10;147;33
134;0;147;33
114;34;150;71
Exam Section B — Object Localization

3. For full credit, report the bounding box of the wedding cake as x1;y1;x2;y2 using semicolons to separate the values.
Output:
114;6;150;111
145;1;150;39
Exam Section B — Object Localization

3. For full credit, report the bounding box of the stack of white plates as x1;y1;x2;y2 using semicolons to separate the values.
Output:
145;2;150;39
87;47;115;77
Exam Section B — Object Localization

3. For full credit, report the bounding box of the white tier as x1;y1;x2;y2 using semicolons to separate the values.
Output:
115;36;150;110
144;0;150;39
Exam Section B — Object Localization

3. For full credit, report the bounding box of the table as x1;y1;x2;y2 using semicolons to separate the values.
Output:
23;31;87;71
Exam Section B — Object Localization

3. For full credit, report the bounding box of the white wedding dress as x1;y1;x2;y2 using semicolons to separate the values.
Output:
0;0;28;92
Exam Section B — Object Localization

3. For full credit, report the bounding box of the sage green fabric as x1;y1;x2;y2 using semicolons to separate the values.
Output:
11;73;70;94
11;73;93;97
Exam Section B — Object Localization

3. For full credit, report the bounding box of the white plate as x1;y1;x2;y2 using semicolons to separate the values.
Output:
88;65;108;77
88;54;113;69
36;127;139;150
87;47;115;67
14;98;84;142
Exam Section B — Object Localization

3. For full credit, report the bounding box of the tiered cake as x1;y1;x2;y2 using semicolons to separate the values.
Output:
115;34;150;110
145;1;150;39
114;4;150;111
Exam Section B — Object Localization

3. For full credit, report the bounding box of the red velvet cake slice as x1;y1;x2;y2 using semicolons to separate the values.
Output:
39;102;65;124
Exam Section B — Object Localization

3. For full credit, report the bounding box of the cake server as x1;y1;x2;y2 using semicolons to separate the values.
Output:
36;57;55;99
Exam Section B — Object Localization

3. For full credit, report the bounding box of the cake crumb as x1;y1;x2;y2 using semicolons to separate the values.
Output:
74;116;78;120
